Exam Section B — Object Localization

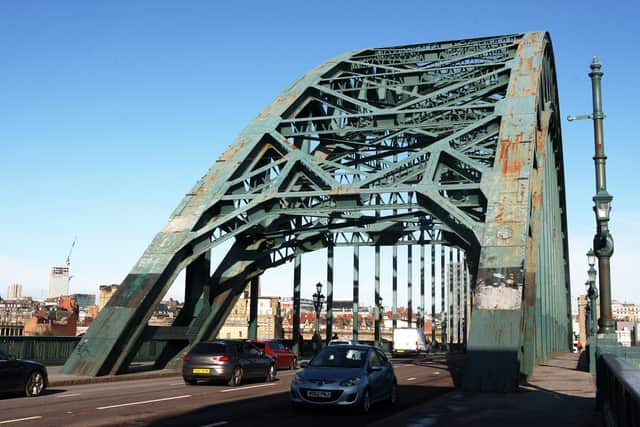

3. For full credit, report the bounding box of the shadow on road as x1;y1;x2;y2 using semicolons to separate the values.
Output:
145;383;455;427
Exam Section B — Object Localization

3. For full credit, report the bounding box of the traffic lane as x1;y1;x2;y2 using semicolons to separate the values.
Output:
0;357;454;426
0;371;299;427
148;361;455;427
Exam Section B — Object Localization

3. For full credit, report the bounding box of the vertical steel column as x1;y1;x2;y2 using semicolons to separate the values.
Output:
407;244;413;328
375;242;381;346
248;276;259;339
420;243;425;331
449;247;454;346
431;242;436;344
456;248;462;344
353;244;359;343
441;245;446;346
463;254;469;345
293;253;302;356
393;245;398;329
325;242;334;344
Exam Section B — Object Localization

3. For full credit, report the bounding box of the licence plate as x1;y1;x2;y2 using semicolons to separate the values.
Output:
192;368;210;374
396;349;405;352
307;390;331;398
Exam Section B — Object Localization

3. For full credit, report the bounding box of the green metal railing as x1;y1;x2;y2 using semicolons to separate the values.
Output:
0;336;163;366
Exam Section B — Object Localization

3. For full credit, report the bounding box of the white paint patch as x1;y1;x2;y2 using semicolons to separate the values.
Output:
220;383;276;393
433;371;440;375
407;377;417;381
96;394;191;410
0;416;43;425
55;393;81;398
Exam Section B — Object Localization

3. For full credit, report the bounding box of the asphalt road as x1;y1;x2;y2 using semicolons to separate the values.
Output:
0;354;459;427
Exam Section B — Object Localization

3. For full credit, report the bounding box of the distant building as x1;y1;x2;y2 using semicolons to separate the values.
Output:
48;266;70;298
71;293;96;310
217;291;282;340
7;283;22;300
23;296;78;336
0;297;38;336
98;284;119;311
612;300;640;321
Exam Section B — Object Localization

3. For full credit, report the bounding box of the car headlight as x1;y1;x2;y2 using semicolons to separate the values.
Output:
339;377;362;387
293;374;305;385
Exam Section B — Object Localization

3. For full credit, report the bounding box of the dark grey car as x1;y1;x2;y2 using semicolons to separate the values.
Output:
182;340;276;386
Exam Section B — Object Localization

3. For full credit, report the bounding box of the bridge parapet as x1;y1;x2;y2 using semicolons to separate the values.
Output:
596;354;640;427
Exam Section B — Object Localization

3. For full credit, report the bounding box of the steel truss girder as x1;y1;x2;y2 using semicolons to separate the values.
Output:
63;32;570;394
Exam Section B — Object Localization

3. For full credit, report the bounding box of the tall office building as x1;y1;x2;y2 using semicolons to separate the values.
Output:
7;283;22;300
48;266;69;298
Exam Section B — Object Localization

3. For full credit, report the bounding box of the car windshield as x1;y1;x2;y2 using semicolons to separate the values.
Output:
252;342;265;349
309;347;367;368
190;342;227;355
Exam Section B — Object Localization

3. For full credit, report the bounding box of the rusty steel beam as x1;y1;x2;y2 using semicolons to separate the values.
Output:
63;33;570;394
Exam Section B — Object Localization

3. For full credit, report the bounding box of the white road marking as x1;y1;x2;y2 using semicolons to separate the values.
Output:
220;383;276;393
96;394;192;410
56;393;81;398
434;371;441;375
169;382;185;385
200;422;229;427
407;377;417;381
0;416;43;424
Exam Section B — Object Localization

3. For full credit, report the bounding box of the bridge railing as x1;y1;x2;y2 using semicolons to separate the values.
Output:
596;353;640;427
0;336;163;366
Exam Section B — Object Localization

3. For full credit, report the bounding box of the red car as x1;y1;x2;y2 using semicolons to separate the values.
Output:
249;340;297;370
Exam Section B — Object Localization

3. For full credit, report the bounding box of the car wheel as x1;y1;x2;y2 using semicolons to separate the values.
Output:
289;358;297;370
389;382;398;405
359;389;371;414
265;364;276;382
24;370;45;397
228;366;243;387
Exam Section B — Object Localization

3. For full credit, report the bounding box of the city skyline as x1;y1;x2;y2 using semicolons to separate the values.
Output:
1;1;639;309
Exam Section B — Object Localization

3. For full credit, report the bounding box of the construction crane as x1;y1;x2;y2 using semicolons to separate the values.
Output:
66;237;77;268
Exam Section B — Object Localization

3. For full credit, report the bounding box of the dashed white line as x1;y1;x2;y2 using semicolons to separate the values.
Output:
0;416;43;425
56;393;81;398
200;422;229;427
96;394;192;410
220;383;276;393
407;377;417;381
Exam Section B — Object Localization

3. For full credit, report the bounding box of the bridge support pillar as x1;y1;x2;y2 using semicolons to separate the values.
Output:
248;276;259;340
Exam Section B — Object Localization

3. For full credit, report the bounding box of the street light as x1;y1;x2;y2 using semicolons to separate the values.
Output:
585;249;599;372
312;282;325;351
567;57;615;336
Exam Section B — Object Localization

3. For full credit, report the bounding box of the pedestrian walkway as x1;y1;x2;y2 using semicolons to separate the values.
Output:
373;352;602;427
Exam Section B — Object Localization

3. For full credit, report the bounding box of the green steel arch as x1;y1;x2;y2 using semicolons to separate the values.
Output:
63;31;570;392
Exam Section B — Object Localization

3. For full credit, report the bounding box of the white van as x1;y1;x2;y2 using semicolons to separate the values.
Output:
392;327;430;357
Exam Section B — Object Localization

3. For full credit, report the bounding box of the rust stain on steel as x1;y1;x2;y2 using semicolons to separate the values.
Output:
498;132;526;177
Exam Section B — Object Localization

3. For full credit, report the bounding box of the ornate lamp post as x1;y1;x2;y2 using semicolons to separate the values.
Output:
586;249;599;372
568;57;615;336
312;282;325;352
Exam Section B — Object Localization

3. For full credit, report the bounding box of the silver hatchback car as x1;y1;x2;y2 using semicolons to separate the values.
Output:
290;344;397;413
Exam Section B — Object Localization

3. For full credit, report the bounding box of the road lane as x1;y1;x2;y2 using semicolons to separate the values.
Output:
0;354;459;426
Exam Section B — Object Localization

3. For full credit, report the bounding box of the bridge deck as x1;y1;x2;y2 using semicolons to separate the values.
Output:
374;352;602;426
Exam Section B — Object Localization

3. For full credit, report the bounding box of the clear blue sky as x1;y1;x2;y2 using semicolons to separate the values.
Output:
1;1;638;310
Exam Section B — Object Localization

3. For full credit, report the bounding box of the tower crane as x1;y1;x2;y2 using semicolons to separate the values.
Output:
66;237;77;268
